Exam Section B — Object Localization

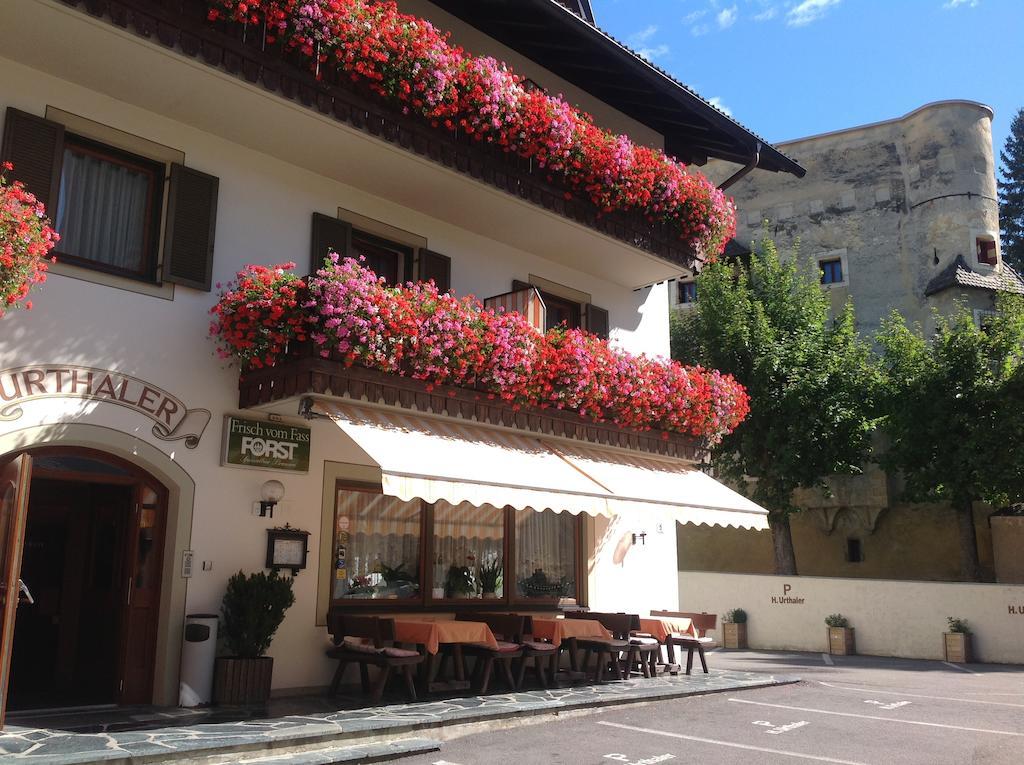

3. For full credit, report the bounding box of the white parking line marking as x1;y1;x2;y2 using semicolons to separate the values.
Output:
818;682;1024;709
864;700;911;711
728;698;1024;736
821;653;834;666
942;661;978;674
595;721;870;764
753;719;811;735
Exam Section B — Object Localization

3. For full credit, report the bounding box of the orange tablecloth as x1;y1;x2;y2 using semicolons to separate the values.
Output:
394;619;499;655
531;617;613;647
638;617;695;642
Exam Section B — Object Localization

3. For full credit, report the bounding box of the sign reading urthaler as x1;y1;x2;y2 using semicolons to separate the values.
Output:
222;415;311;472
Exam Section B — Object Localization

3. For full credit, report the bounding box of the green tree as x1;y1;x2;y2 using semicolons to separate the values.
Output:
999;108;1024;271
672;234;877;575
875;294;1024;581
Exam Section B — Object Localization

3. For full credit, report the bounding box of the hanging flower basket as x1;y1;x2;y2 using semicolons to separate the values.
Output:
0;162;59;317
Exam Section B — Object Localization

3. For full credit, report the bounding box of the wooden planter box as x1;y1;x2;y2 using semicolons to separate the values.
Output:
723;622;748;649
944;632;972;663
213;656;274;705
827;627;856;655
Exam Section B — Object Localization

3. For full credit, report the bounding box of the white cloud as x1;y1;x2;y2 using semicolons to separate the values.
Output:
753;6;778;21
635;44;671;61
630;24;659;43
787;0;841;27
943;0;978;7
709;97;733;117
683;9;707;24
717;5;739;28
691;23;711;36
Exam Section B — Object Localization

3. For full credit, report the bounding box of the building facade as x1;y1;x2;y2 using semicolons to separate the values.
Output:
672;101;1024;583
0;0;798;715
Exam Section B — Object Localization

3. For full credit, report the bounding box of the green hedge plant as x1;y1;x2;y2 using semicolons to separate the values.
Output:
825;613;850;628
220;570;296;658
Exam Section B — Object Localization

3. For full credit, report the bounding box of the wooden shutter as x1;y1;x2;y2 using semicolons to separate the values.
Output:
586;304;610;339
419;249;451;293
0;108;64;211
512;279;531;292
311;213;351;273
162;163;219;291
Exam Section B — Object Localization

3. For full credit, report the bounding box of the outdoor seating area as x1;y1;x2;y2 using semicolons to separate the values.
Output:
325;610;713;705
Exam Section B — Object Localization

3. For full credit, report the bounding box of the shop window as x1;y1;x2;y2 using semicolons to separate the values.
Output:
976;236;998;267
846;538;863;563
430;501;504;600
331;485;422;601
515;509;578;602
820;258;844;285
677;281;697;304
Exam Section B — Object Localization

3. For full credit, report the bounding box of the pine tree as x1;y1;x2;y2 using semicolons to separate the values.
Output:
999;108;1024;271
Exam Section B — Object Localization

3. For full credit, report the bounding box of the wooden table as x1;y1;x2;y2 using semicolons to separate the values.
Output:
637;616;695;643
530;617;612;647
394;619;498;692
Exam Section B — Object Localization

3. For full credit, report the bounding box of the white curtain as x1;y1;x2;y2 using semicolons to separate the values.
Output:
56;148;151;272
515;509;576;599
432;500;504;598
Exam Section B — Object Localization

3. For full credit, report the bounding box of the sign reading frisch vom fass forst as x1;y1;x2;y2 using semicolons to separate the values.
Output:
222;415;311;472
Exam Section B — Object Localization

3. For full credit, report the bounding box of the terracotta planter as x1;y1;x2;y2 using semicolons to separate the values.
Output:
827;626;855;655
944;632;972;663
213;656;274;705
723;622;748;649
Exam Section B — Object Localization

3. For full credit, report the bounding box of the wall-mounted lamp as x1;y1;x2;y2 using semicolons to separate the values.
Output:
258;480;285;518
631;532;647;546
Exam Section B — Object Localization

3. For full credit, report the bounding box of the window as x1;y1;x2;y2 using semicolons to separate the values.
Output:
330;482;581;609
53;134;165;281
541;290;582;331
977;237;998;267
845;538;863;563
431;501;504;600
677;281;697;304
515;509;578;601
351;229;407;285
820;258;844;285
332;486;422;601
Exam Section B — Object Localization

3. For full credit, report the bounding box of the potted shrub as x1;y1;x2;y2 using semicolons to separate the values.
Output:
443;564;476;599
825;613;855;655
478;558;502;599
722;608;748;649
214;570;295;705
944;617;972;663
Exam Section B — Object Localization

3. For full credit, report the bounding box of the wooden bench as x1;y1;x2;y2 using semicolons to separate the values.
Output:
454;612;526;693
326;613;425;703
651;610;716;675
567;611;657;681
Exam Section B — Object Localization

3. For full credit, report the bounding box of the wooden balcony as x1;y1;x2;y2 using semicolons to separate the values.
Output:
61;0;702;272
238;344;702;461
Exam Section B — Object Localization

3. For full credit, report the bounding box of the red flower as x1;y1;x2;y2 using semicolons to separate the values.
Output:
0;164;59;318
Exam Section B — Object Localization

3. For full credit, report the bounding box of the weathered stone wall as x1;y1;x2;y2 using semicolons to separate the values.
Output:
700;101;1003;334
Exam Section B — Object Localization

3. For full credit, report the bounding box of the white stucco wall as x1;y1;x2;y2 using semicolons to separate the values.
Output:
0;7;677;699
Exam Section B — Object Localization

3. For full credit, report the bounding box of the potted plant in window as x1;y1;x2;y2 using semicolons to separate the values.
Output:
443;564;475;599
478;558;502;599
944;617;972;663
214;570;295;705
722;608;748;649
378;562;418;599
825;613;855;655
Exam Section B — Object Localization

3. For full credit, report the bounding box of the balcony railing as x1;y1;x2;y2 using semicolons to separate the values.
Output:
63;0;701;271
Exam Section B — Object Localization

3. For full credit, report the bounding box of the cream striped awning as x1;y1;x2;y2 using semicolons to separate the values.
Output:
312;399;768;530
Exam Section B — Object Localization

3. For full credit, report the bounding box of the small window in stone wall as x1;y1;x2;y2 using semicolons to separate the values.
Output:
677;281;697;304
977;236;998;267
820;258;844;285
846;538;863;563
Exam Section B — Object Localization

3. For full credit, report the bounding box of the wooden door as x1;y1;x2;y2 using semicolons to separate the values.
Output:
117;481;166;704
0;455;32;728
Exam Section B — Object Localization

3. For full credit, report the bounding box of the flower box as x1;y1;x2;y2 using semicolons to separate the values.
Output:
827;627;855;656
723;622;747;649
943;633;972;663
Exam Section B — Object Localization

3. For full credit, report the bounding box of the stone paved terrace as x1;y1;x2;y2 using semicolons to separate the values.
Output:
0;669;798;764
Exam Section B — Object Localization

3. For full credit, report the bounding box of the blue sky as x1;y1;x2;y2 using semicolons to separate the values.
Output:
591;0;1024;175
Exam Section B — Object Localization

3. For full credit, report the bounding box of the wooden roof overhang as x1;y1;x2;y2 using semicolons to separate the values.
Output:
432;0;805;177
57;0;704;273
240;345;703;462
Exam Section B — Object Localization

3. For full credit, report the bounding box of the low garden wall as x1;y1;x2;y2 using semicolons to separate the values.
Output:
679;570;1024;664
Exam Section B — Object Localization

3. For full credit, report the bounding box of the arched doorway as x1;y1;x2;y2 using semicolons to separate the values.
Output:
8;447;168;710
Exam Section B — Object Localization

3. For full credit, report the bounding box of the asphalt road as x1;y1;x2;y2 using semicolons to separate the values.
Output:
391;649;1024;765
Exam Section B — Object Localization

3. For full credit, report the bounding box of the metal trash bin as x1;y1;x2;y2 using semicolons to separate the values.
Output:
179;613;218;707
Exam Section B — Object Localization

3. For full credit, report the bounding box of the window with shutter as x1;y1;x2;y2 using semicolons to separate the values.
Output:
162;164;219;291
585;304;610;339
419;249;451;293
311;213;352;274
1;108;65;210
